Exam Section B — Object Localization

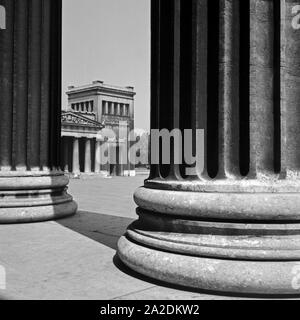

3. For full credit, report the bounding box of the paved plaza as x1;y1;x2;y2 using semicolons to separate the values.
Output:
0;175;249;300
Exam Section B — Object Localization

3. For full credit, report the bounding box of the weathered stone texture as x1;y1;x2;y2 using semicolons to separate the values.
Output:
118;0;300;295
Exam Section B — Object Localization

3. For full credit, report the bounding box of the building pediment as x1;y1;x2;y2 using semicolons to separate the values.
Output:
62;111;104;129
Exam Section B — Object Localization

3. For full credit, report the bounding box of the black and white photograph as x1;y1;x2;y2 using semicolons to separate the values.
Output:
0;0;300;310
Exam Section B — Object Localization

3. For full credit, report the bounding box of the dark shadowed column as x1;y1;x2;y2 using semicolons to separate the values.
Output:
0;0;77;223
118;0;300;295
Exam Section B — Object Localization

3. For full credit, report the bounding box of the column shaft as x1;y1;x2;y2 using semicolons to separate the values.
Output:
105;101;109;114
218;0;240;177
63;138;69;173
84;138;91;173
72;138;80;175
249;0;277;176
118;0;300;296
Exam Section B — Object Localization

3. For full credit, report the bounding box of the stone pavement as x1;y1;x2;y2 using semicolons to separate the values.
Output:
0;175;259;300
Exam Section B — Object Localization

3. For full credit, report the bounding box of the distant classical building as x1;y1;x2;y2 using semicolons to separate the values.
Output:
61;81;136;177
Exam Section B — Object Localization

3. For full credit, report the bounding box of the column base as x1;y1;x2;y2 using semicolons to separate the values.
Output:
0;200;77;224
0;171;77;223
118;235;300;296
117;185;300;296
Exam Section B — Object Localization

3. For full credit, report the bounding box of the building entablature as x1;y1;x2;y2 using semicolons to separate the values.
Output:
66;81;136;99
61;111;104;139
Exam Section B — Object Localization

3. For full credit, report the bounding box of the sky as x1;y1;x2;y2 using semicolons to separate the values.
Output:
62;0;151;130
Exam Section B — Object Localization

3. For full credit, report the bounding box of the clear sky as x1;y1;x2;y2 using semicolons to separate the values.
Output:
62;0;151;130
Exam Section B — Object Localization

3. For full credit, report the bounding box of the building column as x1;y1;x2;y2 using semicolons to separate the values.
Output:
72;138;80;175
95;140;101;174
0;0;77;223
84;138;92;173
118;0;300;295
105;101;109;115
63;138;69;173
129;99;135;176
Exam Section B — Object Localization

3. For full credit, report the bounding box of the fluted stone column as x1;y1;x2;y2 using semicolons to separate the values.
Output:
63;138;69;173
105;101;109;115
72;138;80;175
0;0;77;223
118;0;300;295
84;138;91;173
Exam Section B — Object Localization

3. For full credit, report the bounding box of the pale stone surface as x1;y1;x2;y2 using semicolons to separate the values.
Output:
84;139;92;173
72;138;80;175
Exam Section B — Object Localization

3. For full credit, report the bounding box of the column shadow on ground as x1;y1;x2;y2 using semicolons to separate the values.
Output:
58;210;134;250
57;211;300;300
